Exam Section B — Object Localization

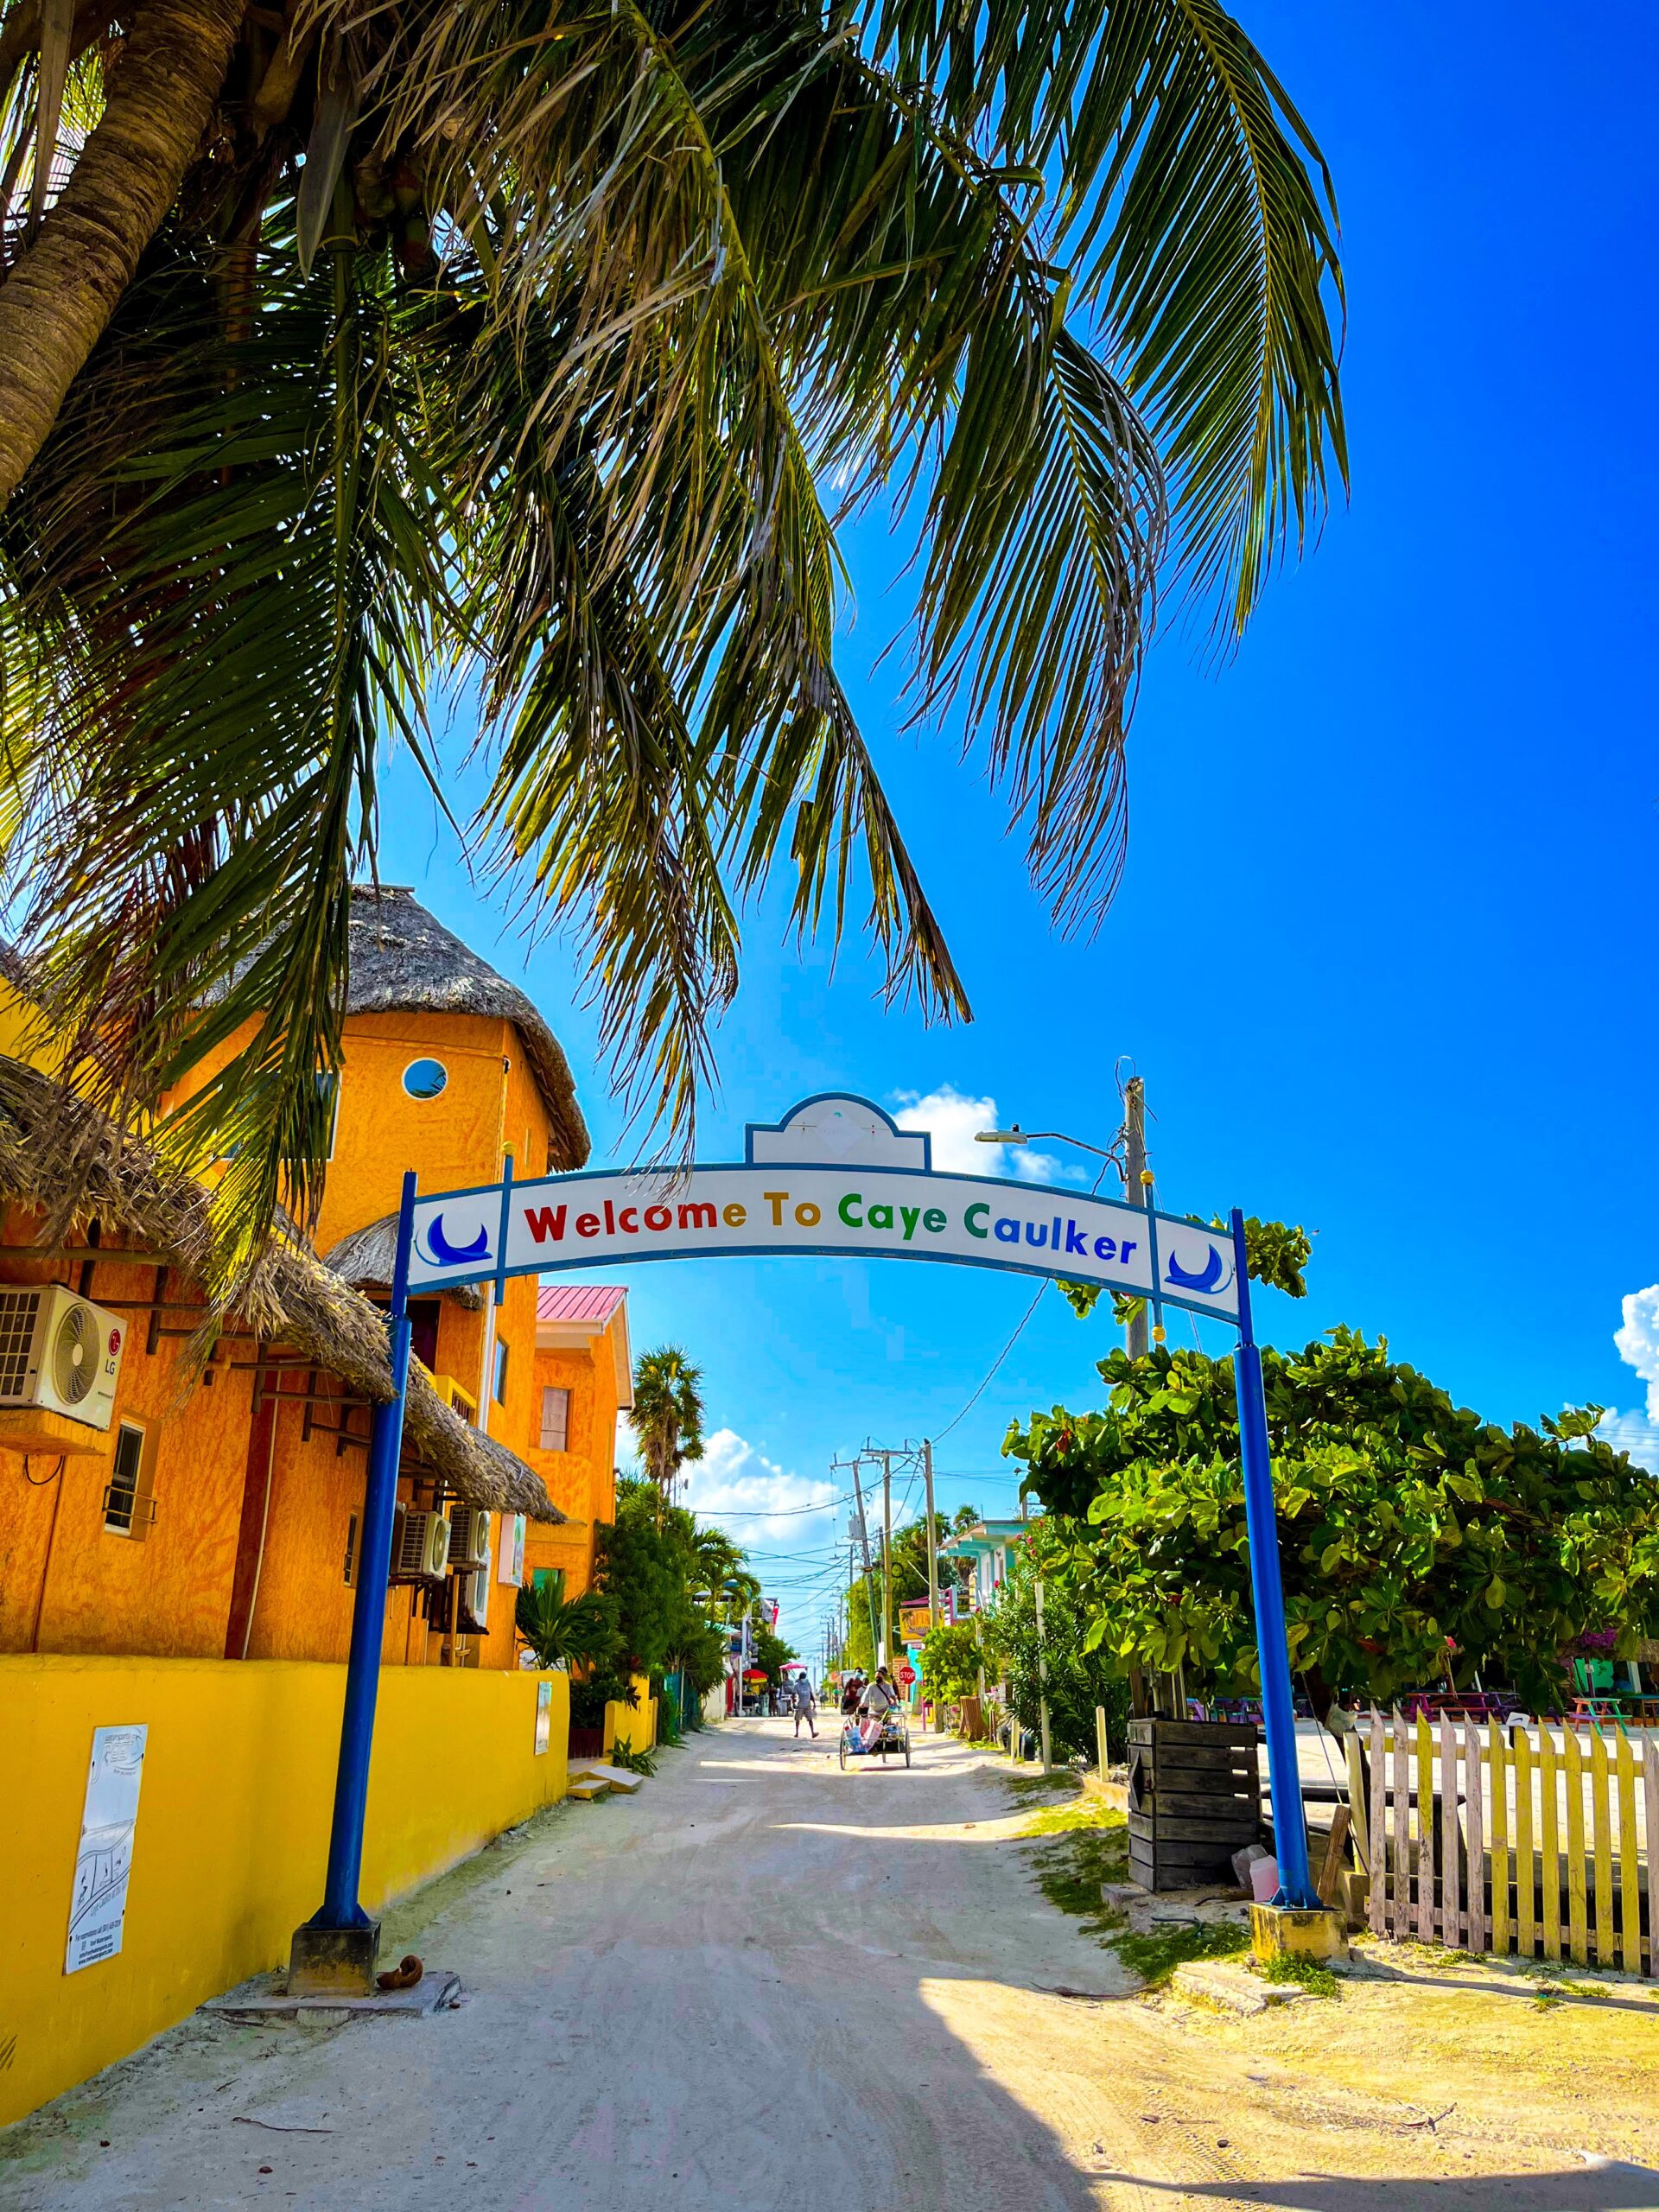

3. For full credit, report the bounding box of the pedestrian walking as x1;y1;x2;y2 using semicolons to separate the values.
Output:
790;1675;817;1739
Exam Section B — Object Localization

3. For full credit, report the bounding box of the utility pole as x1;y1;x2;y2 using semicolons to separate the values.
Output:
880;1454;893;1669
923;1436;940;1732
923;1438;939;1623
1123;1075;1149;1361
1034;1576;1052;1772
840;1456;881;1670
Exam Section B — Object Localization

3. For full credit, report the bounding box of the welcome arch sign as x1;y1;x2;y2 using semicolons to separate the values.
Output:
403;1091;1243;1323
300;1092;1323;1980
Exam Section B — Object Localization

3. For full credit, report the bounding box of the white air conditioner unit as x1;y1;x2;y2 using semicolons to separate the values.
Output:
392;1508;450;1582
0;1285;124;1431
457;1557;492;1635
447;1503;491;1572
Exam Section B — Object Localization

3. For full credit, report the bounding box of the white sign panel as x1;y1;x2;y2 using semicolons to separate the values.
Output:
404;1092;1240;1325
66;1725;147;1974
498;1512;527;1585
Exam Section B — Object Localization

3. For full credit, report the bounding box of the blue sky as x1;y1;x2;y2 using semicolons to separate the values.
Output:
378;0;1659;1662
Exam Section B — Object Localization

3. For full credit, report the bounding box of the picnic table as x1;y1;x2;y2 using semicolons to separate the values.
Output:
1398;1690;1510;1723
1567;1694;1627;1726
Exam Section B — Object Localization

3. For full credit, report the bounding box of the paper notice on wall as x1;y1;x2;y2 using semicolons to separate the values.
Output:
498;1513;526;1585
534;1680;553;1755
66;1725;147;1975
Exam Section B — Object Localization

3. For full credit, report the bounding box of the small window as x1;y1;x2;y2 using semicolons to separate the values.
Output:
343;1512;359;1587
104;1422;150;1537
403;1057;448;1100
493;1337;510;1404
539;1385;570;1452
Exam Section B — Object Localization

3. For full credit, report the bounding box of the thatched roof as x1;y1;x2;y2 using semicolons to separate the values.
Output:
325;1212;483;1310
0;1055;563;1521
348;887;588;1167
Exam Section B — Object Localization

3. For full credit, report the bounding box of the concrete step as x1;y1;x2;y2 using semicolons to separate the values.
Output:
566;1777;611;1802
581;1762;645;1794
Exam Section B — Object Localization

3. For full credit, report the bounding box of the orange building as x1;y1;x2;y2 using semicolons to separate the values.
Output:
0;890;646;2128
0;886;637;1675
525;1284;632;1597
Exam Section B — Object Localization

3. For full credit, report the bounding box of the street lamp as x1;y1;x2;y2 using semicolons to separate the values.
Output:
977;1118;1164;1344
975;1126;1127;1183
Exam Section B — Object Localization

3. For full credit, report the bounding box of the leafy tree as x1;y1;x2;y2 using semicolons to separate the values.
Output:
842;1508;976;1672
1007;1332;1659;1717
631;1347;706;1517
593;1475;750;1711
918;1621;985;1703
0;0;1344;1275
514;1569;620;1669
988;1527;1132;1761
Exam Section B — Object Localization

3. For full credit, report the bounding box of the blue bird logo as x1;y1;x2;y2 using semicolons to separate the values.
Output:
419;1214;492;1269
1164;1238;1229;1295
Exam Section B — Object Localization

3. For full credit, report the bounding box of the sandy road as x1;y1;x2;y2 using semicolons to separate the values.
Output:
5;1721;1659;2212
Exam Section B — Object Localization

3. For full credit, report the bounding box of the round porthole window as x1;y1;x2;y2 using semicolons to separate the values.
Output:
403;1057;448;1101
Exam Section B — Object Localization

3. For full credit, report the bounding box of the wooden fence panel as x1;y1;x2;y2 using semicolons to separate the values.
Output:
1415;1714;1436;1942
1540;1729;1562;1962
1349;1719;1650;1977
1488;1718;1510;1956
1590;1729;1615;1968
1367;1715;1387;1936
1392;1715;1410;1938
1464;1720;1484;1954
1514;1727;1536;1961
1564;1729;1588;1965
1442;1716;1451;1946
1617;1731;1641;1974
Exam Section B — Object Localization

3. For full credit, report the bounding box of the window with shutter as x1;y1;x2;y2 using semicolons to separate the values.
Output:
539;1386;570;1452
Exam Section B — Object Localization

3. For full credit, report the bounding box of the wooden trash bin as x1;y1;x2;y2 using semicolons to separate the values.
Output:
1127;1717;1262;1891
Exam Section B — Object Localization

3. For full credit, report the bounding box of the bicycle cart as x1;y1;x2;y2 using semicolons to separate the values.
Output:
838;1707;912;1769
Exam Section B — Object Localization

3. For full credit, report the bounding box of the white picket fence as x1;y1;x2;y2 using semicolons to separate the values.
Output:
1351;1714;1657;1972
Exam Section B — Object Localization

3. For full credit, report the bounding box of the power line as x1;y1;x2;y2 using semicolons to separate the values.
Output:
931;1282;1048;1443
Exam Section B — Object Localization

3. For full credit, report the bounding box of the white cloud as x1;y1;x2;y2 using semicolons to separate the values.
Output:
1594;1284;1659;1474
891;1084;1086;1183
676;1427;841;1536
1614;1285;1659;1421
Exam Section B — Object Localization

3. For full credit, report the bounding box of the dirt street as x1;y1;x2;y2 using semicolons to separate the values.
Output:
5;1720;1659;2211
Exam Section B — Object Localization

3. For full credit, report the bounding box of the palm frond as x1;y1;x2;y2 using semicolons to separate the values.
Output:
0;236;443;1274
863;0;1345;630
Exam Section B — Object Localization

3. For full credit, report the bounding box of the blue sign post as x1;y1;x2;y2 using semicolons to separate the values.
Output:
297;1095;1319;1966
1229;1207;1319;1909
289;1170;418;1993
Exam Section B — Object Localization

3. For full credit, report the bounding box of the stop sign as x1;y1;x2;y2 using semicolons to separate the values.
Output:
898;1664;917;1686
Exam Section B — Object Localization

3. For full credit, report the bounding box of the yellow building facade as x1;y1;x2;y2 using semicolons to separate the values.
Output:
0;887;638;2126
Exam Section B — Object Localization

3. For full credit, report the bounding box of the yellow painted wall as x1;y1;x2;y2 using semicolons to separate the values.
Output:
605;1674;657;1755
0;1656;569;2129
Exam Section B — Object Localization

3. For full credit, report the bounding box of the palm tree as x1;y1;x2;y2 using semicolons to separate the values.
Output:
514;1569;620;1668
0;0;1344;1268
630;1346;706;1515
692;1530;760;1624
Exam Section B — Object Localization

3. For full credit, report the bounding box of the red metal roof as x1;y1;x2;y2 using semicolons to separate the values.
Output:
537;1284;627;1325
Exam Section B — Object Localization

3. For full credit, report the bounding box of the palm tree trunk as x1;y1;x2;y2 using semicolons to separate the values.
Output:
0;0;245;511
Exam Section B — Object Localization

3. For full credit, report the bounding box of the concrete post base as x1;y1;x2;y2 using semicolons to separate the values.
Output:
1249;1903;1348;1964
287;1919;381;1997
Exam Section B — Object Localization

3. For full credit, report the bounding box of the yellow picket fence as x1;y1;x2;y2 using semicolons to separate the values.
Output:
1348;1714;1658;1972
